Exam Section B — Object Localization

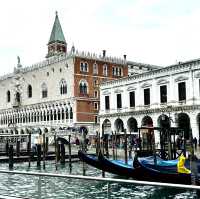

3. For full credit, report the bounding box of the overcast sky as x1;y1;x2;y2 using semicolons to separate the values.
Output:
1;0;200;76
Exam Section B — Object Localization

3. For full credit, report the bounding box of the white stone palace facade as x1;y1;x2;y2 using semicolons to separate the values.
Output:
0;13;164;136
99;58;200;141
0;13;136;135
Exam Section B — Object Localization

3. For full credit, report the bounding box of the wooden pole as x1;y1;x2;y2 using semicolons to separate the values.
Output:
8;145;14;169
124;129;128;164
28;133;31;167
167;128;172;160
60;143;65;164
5;140;9;156
101;130;105;178
45;137;49;153
111;131;115;160
95;131;99;155
54;133;58;170
82;129;86;176
37;144;41;167
43;133;46;169
68;135;72;171
114;131;117;159
189;128;197;185
16;138;20;157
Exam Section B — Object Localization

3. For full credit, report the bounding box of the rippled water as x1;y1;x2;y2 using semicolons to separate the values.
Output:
0;161;198;199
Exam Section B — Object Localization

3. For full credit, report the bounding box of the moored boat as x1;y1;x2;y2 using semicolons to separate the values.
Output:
135;156;192;184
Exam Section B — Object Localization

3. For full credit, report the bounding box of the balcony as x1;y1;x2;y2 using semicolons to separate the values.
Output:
12;101;21;108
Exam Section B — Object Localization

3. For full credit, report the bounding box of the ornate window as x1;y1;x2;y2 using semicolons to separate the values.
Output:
41;83;48;98
79;80;88;95
70;107;73;119
117;93;122;109
129;91;135;108
65;107;69;119
7;90;11;102
93;63;98;74
112;66;123;77
144;88;150;105
178;82;186;101
60;79;67;95
80;62;89;72
27;85;32;98
103;64;108;76
160;85;167;103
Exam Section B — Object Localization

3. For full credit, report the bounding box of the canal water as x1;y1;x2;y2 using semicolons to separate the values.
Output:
0;161;198;199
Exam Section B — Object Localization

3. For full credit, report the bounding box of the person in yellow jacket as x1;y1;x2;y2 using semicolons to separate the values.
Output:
177;154;191;174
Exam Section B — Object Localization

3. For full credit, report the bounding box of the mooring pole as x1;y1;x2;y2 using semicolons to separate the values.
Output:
37;144;41;167
5;140;9;156
114;131;118;160
124;129;128;164
60;143;65;164
111;131;115;160
8;145;14;169
101;130;105;178
57;143;61;162
68;135;72;171
82;130;87;176
16;138;20;157
95;131;99;155
28;133;31;168
43;133;46;170
189;129;197;185
45;137;48;153
54;133;58;170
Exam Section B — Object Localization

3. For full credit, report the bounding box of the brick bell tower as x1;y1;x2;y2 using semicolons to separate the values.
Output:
46;11;67;58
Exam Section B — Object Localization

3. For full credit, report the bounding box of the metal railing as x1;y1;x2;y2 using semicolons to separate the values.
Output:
0;169;200;198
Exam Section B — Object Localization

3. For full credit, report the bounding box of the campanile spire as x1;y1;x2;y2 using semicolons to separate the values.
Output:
46;12;67;58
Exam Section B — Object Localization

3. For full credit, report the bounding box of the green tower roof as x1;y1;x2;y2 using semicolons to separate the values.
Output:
48;12;66;44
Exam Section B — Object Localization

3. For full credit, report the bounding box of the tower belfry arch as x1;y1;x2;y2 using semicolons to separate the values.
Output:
46;11;67;58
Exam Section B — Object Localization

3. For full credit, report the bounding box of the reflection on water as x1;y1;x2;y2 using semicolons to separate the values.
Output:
0;161;198;199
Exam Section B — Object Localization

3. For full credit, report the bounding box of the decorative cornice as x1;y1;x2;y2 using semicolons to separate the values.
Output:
174;75;189;82
157;79;169;85
101;57;200;87
99;105;199;118
102;90;111;95
141;83;152;88
127;86;136;91
114;89;123;93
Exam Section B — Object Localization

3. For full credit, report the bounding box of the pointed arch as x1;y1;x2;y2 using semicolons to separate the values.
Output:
60;79;67;95
79;79;88;95
27;84;32;98
7;90;11;102
41;83;48;98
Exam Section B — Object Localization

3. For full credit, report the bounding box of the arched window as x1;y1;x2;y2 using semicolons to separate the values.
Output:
103;64;108;76
27;85;32;98
50;110;53;120
65;107;69;119
7;90;10;102
93;63;98;74
60;79;67;95
54;109;57;120
41;83;48;98
79;80;88;95
80;62;88;72
70;107;73;119
57;109;61;120
16;92;20;103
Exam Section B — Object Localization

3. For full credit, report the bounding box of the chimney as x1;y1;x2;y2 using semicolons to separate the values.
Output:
103;50;106;58
123;54;127;60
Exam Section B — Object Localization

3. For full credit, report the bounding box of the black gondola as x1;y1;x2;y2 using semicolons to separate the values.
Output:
78;150;148;180
78;150;104;170
135;156;192;184
98;152;143;179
